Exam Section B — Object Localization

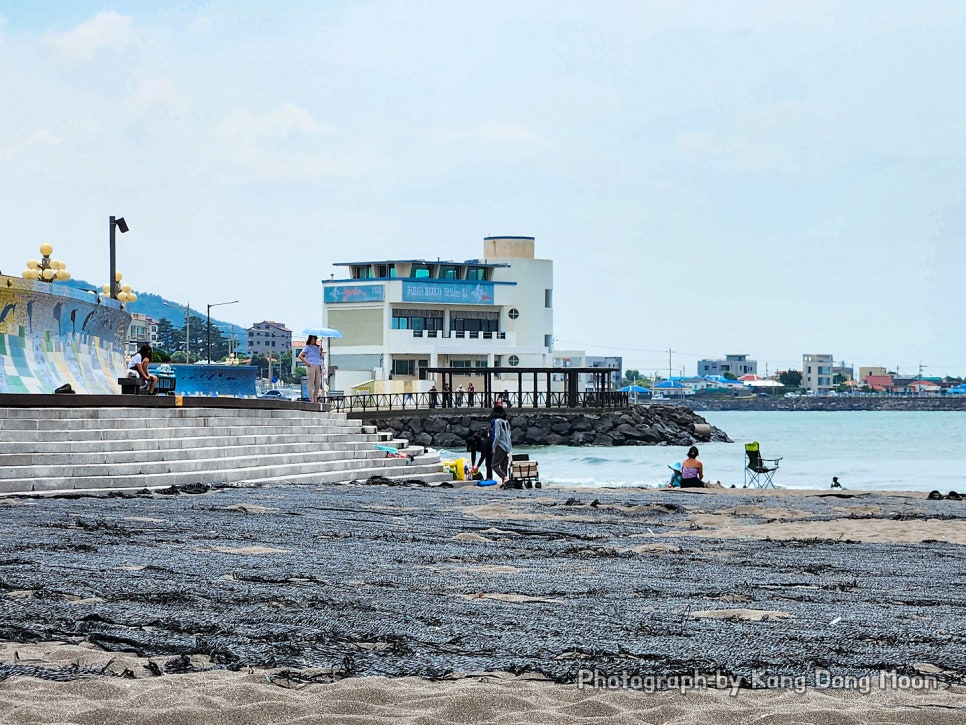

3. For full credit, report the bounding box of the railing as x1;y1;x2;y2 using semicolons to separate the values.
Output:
329;390;629;413
410;331;507;340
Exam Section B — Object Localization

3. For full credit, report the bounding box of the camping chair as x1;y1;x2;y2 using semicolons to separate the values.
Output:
744;442;782;488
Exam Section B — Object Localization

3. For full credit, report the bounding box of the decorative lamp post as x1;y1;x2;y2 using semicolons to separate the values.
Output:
22;244;72;283
206;300;239;363
100;272;137;304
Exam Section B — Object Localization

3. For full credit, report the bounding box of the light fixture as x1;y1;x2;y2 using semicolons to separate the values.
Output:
108;215;129;299
22;244;71;283
206;300;240;363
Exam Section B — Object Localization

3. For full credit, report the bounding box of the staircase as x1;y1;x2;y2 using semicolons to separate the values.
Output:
0;406;451;495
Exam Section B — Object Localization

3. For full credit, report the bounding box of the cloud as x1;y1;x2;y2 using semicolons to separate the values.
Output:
215;103;332;164
1;128;63;161
132;77;189;116
43;12;134;60
438;121;544;145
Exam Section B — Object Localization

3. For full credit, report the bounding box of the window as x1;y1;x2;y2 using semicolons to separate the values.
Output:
354;266;372;279
392;308;443;332
451;310;499;333
466;267;487;281
544;334;553;350
508;355;519;366
508;308;519;319
439;265;459;280
545;289;553;308
377;264;396;278
451;360;471;368
411;264;431;279
392;359;416;376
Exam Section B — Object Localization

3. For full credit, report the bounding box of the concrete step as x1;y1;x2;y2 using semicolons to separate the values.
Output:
0;405;444;495
0;456;449;494
0;424;371;444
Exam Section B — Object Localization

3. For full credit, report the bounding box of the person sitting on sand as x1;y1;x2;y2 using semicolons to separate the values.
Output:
680;446;706;488
831;476;843;489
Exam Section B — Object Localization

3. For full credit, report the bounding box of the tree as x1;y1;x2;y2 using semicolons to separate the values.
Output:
723;371;737;380
779;370;803;387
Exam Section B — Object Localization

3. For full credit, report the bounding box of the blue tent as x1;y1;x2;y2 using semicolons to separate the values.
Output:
618;385;651;394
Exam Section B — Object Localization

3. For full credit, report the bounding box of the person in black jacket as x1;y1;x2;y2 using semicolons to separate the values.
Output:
466;425;492;480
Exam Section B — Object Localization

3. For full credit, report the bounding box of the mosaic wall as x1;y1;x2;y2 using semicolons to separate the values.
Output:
155;364;257;397
0;276;131;394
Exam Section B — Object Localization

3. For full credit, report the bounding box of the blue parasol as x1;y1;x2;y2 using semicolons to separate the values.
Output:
303;327;343;338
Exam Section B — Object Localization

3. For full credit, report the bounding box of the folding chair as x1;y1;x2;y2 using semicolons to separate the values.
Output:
744;441;782;488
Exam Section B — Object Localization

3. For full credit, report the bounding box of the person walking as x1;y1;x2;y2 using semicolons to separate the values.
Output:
491;403;512;485
298;335;325;403
456;385;465;407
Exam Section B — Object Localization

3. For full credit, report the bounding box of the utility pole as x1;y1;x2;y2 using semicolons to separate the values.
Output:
668;348;672;379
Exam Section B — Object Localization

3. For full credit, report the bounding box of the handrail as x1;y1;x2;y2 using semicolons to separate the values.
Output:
328;390;629;413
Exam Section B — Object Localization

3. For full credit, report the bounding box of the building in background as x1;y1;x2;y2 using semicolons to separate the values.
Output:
247;321;292;357
126;313;159;356
832;361;855;382
859;366;888;383
697;354;758;378
322;236;561;395
803;353;834;393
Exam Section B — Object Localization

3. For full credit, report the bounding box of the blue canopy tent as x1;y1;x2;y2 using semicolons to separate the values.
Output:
618;384;651;403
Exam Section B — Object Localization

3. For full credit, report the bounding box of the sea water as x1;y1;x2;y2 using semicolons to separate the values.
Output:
519;411;966;493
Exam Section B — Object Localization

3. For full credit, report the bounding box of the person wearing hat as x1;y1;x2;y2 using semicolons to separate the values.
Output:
667;461;683;488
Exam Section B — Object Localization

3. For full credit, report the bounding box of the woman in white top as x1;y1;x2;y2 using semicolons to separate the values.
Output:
127;344;158;394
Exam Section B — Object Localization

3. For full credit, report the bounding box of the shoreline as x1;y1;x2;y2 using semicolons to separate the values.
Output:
2;483;964;723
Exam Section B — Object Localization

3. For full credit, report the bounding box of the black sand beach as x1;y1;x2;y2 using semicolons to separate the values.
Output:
2;483;965;690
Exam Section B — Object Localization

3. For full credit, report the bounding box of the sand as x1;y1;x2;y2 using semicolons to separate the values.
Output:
2;484;965;724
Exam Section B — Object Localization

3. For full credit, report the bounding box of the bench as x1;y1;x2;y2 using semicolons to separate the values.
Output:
118;377;155;395
510;453;541;489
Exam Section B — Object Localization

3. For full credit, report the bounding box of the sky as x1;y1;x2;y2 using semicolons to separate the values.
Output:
2;1;965;377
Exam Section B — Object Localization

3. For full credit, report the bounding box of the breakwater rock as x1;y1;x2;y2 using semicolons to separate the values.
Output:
360;404;731;450
687;396;966;412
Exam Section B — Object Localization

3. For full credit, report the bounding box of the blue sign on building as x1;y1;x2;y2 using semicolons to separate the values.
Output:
324;284;385;303
401;281;494;305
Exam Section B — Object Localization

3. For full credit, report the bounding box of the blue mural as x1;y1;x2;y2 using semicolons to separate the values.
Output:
153;364;258;397
402;280;494;305
324;284;385;303
0;276;130;394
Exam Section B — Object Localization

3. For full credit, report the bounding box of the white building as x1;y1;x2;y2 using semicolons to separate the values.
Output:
323;236;561;395
247;321;292;357
126;313;158;356
803;353;834;393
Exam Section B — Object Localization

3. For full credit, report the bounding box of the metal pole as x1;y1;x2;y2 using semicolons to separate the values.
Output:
109;216;117;299
206;304;212;364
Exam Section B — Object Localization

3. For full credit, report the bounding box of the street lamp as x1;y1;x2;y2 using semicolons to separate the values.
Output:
207;300;239;363
108;216;129;299
22;243;71;283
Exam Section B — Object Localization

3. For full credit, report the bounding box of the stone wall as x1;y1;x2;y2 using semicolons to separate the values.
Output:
686;396;966;412
359;404;731;450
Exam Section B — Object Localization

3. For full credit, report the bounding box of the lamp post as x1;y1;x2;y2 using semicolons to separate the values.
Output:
22;244;71;283
108;216;129;299
206;300;239;363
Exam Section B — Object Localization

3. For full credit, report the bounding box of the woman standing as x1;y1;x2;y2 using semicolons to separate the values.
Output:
491;404;512;485
298;335;325;403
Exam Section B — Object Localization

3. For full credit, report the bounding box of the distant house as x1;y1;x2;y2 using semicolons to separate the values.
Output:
864;374;894;392
247;321;292;357
697;354;758;377
803;353;833;393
